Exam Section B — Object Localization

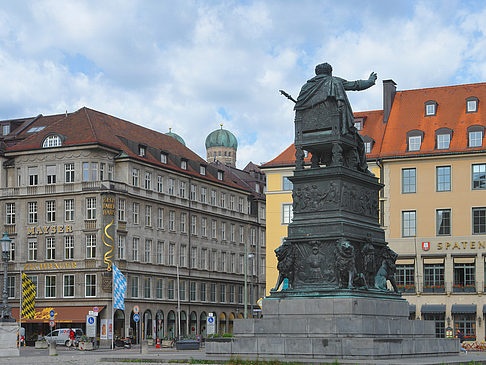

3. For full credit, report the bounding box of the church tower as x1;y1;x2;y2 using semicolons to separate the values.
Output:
205;124;238;167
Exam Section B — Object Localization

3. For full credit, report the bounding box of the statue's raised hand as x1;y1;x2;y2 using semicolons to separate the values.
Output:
369;72;377;84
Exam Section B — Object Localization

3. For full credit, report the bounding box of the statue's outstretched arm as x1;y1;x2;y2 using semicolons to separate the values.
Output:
343;72;377;91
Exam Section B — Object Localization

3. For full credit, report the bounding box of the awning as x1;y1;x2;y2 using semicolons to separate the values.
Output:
451;304;476;314
421;305;446;314
453;257;475;264
396;259;415;265
423;258;445;264
11;306;105;323
409;304;416;314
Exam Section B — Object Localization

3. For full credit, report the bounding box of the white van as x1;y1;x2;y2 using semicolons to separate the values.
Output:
44;328;83;346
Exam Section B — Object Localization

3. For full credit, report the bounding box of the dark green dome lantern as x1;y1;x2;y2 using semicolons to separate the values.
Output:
165;128;186;146
205;124;237;167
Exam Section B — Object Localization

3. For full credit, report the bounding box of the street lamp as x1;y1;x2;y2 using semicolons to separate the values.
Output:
244;245;255;319
0;232;13;321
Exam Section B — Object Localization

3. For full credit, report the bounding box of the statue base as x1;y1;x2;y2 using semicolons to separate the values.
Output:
206;297;458;360
0;321;20;357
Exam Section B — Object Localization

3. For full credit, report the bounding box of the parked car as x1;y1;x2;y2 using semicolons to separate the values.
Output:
44;328;84;346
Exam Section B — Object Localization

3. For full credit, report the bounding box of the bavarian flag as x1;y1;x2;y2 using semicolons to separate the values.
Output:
21;273;36;319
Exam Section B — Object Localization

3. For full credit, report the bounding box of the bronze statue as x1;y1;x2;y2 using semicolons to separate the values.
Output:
335;239;356;289
271;240;295;291
374;246;399;293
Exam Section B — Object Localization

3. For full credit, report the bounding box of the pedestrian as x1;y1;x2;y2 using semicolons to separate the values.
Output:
457;330;467;354
68;329;75;348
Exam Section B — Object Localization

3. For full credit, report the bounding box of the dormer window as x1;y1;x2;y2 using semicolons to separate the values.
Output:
466;97;479;113
42;135;62;148
425;101;437;116
354;118;364;131
2;124;10;136
217;171;224;181
200;165;206;175
362;135;375;154
138;145;146;157
407;130;424;152
435;128;453;150
365;142;372;154
181;160;187;170
468;125;485;147
160;152;167;164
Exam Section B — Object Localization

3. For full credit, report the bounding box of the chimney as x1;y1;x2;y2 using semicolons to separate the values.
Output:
383;79;396;123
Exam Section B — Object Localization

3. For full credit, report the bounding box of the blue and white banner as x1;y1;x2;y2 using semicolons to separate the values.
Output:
113;264;127;310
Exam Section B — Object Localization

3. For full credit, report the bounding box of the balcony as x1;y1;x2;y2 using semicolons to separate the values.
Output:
84;220;97;230
4;224;15;236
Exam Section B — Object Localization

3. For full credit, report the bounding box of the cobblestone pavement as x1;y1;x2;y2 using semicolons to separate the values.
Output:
2;346;486;364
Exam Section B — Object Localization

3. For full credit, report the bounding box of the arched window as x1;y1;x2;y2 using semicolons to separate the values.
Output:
42;135;62;148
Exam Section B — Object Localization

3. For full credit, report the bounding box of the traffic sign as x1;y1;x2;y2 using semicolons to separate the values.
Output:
49;320;55;327
133;305;140;314
93;306;99;312
207;317;214;324
133;313;140;322
87;316;95;325
207;314;215;335
49;310;55;318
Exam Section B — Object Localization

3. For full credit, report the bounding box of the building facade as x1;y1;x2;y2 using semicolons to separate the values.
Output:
0;108;265;344
262;80;486;340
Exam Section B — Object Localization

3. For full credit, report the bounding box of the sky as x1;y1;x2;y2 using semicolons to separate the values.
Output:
1;0;486;168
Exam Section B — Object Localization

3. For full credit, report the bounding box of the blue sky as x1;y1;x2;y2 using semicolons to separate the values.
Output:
1;0;486;167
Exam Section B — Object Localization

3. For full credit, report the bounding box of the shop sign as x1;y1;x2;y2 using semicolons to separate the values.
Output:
27;225;73;235
437;241;486;250
422;242;430;251
23;262;78;271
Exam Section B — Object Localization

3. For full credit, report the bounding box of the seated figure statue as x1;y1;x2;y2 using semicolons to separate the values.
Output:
294;63;377;172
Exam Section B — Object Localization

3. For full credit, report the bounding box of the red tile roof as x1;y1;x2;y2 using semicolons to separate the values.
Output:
262;82;486;167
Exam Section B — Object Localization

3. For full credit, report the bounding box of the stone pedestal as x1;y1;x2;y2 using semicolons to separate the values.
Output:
206;297;459;360
0;321;20;357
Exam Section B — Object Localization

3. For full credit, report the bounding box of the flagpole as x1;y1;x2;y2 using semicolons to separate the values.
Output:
19;270;22;349
112;265;115;350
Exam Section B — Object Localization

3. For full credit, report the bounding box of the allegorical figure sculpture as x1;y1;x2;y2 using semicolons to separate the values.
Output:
374;246;399;293
362;234;376;287
271;240;295;291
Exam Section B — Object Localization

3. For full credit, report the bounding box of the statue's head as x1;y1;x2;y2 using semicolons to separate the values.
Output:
315;63;332;75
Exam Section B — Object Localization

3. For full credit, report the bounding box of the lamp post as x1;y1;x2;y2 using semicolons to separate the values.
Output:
0;232;13;321
243;242;254;319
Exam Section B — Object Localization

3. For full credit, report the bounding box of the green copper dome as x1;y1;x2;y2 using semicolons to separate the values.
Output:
205;125;238;149
165;128;186;146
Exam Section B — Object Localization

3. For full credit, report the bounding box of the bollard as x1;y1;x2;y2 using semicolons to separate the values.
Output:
156;337;160;349
141;340;148;354
48;341;58;356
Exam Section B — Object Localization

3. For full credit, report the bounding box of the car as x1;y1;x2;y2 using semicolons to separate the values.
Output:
44;328;83;346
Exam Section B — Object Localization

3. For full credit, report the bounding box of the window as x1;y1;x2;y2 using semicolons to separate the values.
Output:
145;205;152;226
64;199;74;221
425;101;437;116
17;168;21;187
191;246;197;268
156;241;164;264
144;172;152;190
221;222;226;241
211;190;216;205
251;228;256;246
200;283;206;301
402;211;416;237
138;145;146;157
229;285;235;303
408;136;422;152
436;166;451;192
43;135;62;147
365;142;372;154
7;277;14;298
200;248;207;270
132;203;140;224
144;277;151;298
28;240;37;261
282;203;293;224
220;193;226;208
64;236;74;260
211;220;217;239
157;208;164;229
201;187;207;203
220;284;226;302
180;280;186;300
453;260;475;291
131;276;139;298
220;251;226;271
190;184;196;200
168;178;175;195
46;237;56;260
469;131;483;147
190;281;196;301
210;250;216;271
437;134;450;149
472;207;486;234
179;181;186;198
168;243;175;265
132;169;140;186
466;97;478;113
85;197;96;220
83;162;89;182
27;275;38;298
231;253;236;273
282;177;293;191
118;235;126;260
28;167;38;186
238;285;243;304
181;160;187;170
46;200;56;222
180;244;187;267
86;235;96;259
157;175;163;193
144;239;152;263
45;275;56;298
161;152;168;164
108;164;114;180
210;283;216;302
201;218;207;237
118;199;126;221
156;279;163;299
454;314;476;341
472;164;486;190
218;171;224;180
402;168;416;193
200;165;206;175
65;163;75;183
436;209;451;236
230;195;235;210
63;275;74;297
239;226;244;243
5;203;15;225
191;215;197;235
28;202;38;224
8;241;14;261
423;313;445;339
99;163;106;180
239;197;244;213
132;237;140;261
396;263;415;291
168;280;174;299
230;224;235;242
354;120;362;130
169;211;175;231
2;124;10;136
46;165;56;184
423;262;445;290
